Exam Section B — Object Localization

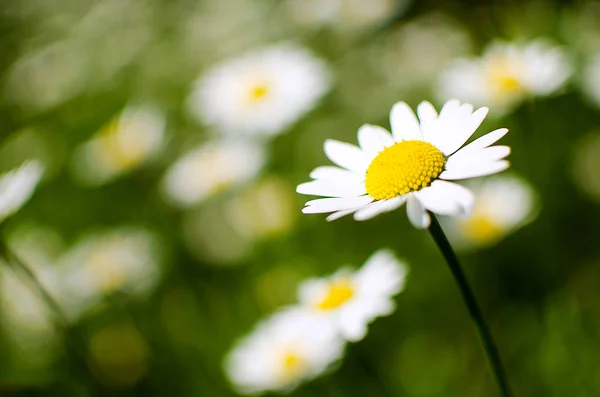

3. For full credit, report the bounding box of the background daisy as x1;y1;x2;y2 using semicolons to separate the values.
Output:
161;140;266;208
437;40;572;115
187;43;331;137
442;173;539;250
224;308;345;394
298;249;408;341
71;104;166;186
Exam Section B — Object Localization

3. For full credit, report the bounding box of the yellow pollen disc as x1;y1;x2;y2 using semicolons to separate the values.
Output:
488;61;522;94
248;84;269;102
461;212;505;245
365;140;446;200
316;279;355;310
281;353;305;378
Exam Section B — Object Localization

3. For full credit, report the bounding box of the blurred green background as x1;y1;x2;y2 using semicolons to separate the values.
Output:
1;0;600;396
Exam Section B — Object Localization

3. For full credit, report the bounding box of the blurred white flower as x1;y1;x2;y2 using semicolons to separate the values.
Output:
283;0;402;31
437;40;572;116
55;227;162;320
0;160;44;223
582;55;600;108
298;249;407;341
297;100;510;228
224;308;345;394
162;140;266;208
187;44;331;137
442;174;539;249
72;104;166;186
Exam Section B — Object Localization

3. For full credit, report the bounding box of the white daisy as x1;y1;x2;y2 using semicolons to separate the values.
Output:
442;174;539;249
283;0;400;31
55;227;162;320
161;140;266;208
71;104;166;185
0;160;44;223
297;99;510;228
224;308;345;394
437;40;572;116
298;249;408;341
187;43;331;137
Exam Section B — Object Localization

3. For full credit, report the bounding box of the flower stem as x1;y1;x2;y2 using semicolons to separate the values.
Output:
428;213;513;397
0;241;69;327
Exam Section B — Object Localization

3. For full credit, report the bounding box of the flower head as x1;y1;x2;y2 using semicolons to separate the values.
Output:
437;40;572;116
0;160;44;223
161;140;266;208
297;100;510;228
224;308;345;394
298;249;408;341
187;44;331;137
442;173;539;249
55;227;162;320
72;104;166;185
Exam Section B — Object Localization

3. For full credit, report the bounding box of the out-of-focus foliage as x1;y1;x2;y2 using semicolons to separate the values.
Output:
1;0;600;396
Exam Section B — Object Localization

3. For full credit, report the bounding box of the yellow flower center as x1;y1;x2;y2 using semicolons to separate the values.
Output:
488;61;523;95
365;140;446;200
316;278;355;310
281;352;305;379
461;212;504;245
248;84;269;103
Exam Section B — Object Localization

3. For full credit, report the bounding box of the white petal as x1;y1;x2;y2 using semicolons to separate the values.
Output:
302;196;374;213
417;101;437;135
449;128;509;159
446;145;511;171
353;196;407;221
440;160;510;180
428;104;489;156
309;165;363;182
415;184;460;215
406;194;431;229
357;124;394;157
390;102;422;141
324;139;369;173
326;208;359;221
339;314;369;342
438;99;461;120
415;180;474;215
444;106;489;155
296;179;366;197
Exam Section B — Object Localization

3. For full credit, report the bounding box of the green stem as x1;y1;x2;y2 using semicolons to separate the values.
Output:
0;241;105;395
428;213;513;397
0;241;69;327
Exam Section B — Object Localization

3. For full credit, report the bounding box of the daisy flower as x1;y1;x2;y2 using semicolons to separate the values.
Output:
0;160;44;223
187;43;331;137
224;308;345;394
55;227;162;320
442;174;539;249
298;249;408;341
437;40;572;116
71;104;166;185
161;140;266;208
297;99;510;228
